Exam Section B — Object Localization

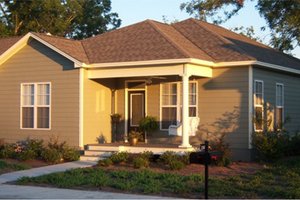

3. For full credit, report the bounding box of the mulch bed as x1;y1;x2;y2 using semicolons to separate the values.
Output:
94;161;265;177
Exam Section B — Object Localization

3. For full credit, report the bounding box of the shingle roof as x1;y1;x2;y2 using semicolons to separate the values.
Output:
1;18;300;70
0;36;22;55
32;33;89;63
175;19;300;70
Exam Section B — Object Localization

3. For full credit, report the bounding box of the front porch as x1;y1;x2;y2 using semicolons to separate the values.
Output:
82;61;213;149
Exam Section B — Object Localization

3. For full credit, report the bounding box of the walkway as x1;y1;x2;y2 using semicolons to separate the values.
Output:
0;161;165;199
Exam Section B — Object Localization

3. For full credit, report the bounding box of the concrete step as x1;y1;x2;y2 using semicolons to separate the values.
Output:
84;150;113;157
80;155;103;162
87;145;119;151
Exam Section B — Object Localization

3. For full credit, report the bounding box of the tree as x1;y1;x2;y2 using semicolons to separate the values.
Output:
0;0;121;39
180;0;300;52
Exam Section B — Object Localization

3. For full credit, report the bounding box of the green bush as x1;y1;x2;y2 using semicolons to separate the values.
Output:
133;157;149;169
140;151;153;160
47;135;67;153
18;149;37;161
169;160;185;170
98;158;113;167
252;131;289;162
62;147;80;162
210;134;232;166
159;151;187;170
285;133;300;156
25;138;44;158
110;152;129;164
41;148;62;164
0;144;15;159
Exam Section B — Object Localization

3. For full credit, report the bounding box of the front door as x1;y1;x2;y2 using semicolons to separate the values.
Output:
128;91;145;132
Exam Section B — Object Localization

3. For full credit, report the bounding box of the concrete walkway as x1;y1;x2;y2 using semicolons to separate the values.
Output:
0;161;167;199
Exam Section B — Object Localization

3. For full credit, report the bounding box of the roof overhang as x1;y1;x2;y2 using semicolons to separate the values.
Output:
83;58;300;75
0;33;87;68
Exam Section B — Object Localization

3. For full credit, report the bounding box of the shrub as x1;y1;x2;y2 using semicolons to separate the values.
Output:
133;157;149;169
18;149;37;161
211;134;232;166
25;138;44;158
252;131;289;162
41;148;62;164
98;158;113;167
0;144;15;159
285;133;300;156
110;152;129;164
47;135;67;153
62;147;80;162
169;160;185;170
140;151;153;160
159;151;187;170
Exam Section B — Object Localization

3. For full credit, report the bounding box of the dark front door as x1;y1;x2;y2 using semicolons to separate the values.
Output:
128;91;145;132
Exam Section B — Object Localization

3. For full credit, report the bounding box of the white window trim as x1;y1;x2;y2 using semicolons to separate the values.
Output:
254;80;264;132
275;83;284;129
20;82;51;130
159;81;198;131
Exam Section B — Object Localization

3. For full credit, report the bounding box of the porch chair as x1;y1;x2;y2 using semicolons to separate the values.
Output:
168;117;200;136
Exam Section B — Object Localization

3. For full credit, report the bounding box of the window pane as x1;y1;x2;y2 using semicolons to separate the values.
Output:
162;107;177;129
22;84;34;106
189;94;196;105
37;107;49;128
22;107;34;128
275;107;283;129
189;107;196;117
37;84;50;105
255;107;263;130
189;83;196;93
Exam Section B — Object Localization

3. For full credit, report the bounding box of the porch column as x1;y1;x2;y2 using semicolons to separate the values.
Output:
179;71;192;148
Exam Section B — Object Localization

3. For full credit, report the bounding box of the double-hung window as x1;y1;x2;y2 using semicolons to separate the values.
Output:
21;83;51;129
254;80;264;131
161;82;197;130
275;83;284;129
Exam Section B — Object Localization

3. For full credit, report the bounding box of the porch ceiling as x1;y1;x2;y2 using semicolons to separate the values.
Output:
87;63;212;79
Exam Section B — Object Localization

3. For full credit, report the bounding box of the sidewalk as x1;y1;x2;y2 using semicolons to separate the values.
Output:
0;160;96;184
0;161;167;199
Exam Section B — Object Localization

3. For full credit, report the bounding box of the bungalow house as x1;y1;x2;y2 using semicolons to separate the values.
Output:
0;18;300;161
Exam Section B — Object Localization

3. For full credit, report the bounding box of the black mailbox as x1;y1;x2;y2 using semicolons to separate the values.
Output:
189;151;211;164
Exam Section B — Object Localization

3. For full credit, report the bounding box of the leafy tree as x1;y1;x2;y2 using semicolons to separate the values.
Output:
0;0;121;39
231;26;262;42
180;0;300;52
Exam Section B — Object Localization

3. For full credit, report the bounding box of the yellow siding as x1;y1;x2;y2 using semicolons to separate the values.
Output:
83;71;112;144
0;39;79;146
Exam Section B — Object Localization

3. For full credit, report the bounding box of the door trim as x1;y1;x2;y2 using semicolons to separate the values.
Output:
129;92;145;128
124;80;147;142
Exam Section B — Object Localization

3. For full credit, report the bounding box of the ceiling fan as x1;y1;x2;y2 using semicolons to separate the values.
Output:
145;76;167;85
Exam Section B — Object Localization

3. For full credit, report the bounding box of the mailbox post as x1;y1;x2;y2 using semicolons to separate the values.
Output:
204;141;210;199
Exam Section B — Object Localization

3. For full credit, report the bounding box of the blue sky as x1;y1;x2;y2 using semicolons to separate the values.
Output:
111;0;300;59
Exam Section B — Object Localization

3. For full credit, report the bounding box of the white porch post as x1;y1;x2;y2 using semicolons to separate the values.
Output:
179;70;192;148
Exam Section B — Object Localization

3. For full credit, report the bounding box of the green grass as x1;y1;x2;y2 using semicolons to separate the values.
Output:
0;160;30;174
16;156;300;198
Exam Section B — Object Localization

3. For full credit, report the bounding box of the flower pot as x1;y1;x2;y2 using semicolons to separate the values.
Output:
129;138;138;146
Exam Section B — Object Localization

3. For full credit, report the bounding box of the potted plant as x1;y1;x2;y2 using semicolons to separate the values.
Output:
128;130;143;146
139;116;159;143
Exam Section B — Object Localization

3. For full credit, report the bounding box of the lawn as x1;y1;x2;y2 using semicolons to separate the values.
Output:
15;156;300;199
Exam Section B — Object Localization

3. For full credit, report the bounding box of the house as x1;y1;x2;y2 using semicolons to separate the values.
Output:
0;18;300;161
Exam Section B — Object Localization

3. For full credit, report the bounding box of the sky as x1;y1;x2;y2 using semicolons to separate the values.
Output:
111;0;300;59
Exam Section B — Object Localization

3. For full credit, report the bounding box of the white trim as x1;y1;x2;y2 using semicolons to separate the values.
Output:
20;82;51;130
79;68;84;148
275;83;284;129
254;80;264;132
248;66;253;149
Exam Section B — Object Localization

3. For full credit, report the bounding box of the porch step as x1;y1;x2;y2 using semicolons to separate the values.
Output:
80;155;103;162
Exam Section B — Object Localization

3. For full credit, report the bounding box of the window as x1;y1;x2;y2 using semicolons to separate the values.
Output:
275;83;284;129
21;83;51;129
161;82;197;130
254;80;264;131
